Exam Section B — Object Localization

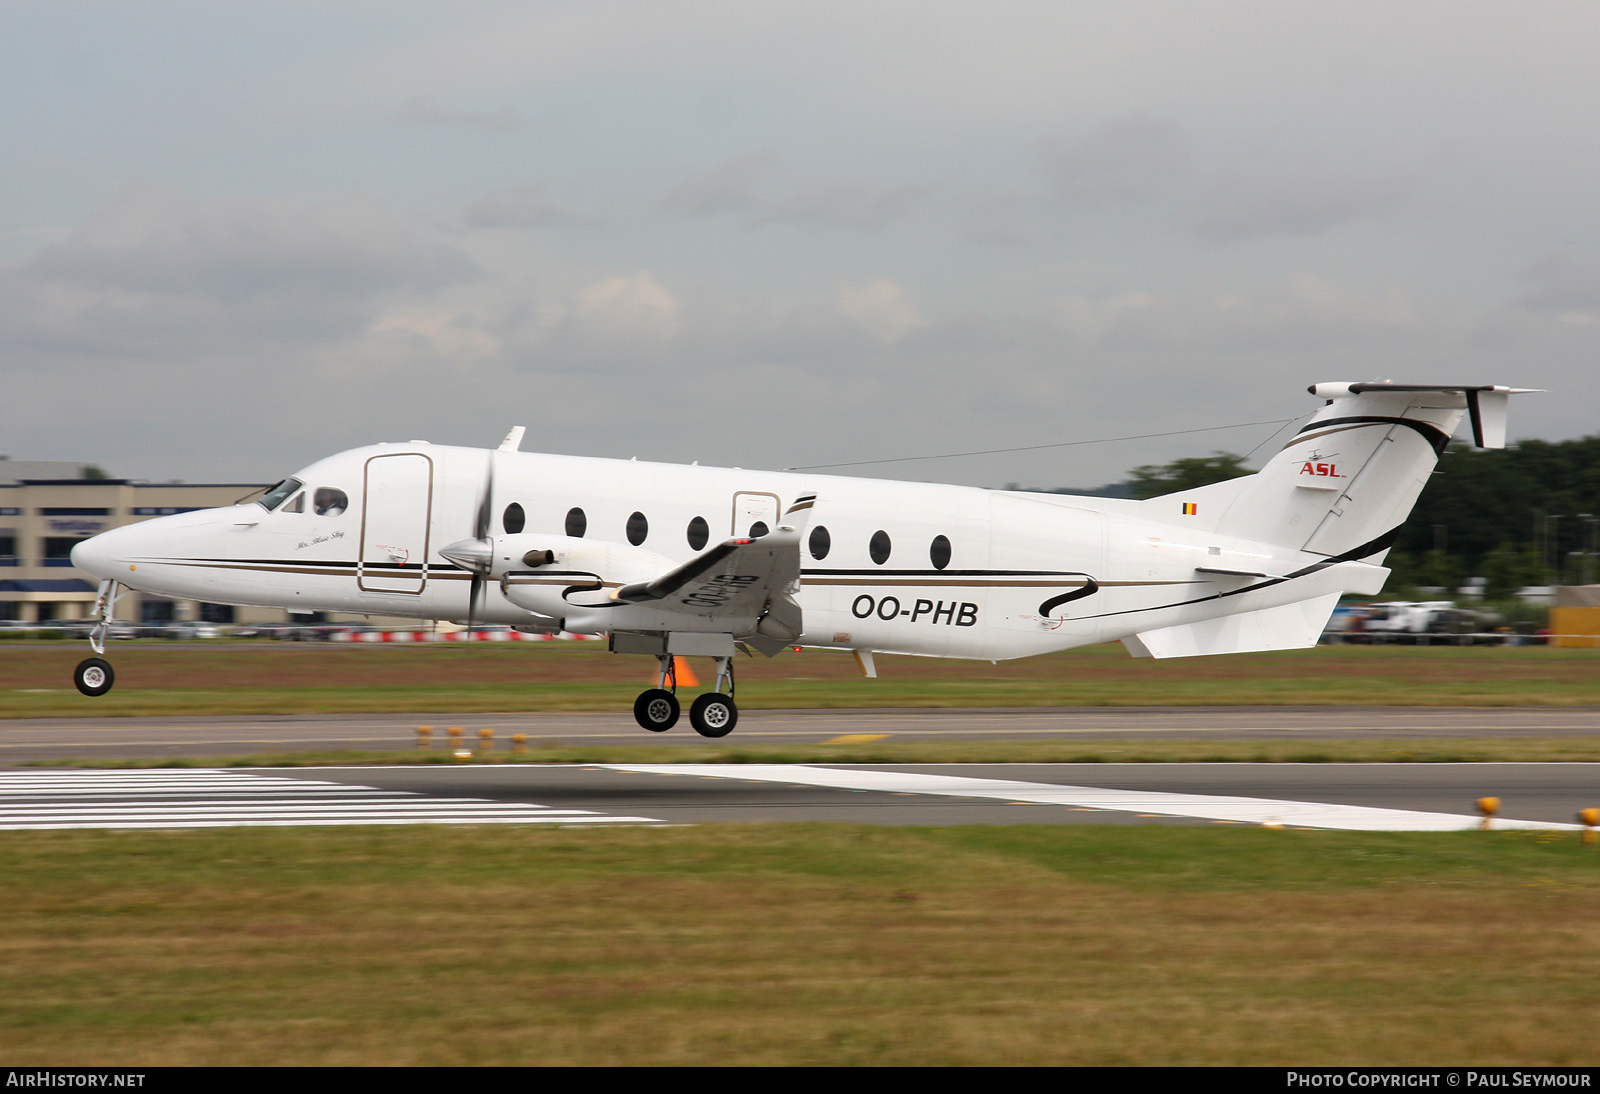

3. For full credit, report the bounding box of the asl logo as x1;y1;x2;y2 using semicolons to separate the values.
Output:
1299;462;1342;479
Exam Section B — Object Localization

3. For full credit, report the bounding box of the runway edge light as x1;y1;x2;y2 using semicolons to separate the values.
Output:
1477;797;1500;831
1580;808;1599;845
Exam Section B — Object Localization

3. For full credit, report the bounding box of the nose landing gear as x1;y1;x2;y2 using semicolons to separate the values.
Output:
73;579;124;698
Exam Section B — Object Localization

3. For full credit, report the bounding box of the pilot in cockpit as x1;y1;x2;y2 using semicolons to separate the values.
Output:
313;487;348;517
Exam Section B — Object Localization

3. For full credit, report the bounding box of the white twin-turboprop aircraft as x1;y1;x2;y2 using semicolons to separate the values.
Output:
69;382;1529;737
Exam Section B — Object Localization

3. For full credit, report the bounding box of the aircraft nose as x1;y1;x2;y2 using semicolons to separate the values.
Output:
71;526;130;580
70;531;111;578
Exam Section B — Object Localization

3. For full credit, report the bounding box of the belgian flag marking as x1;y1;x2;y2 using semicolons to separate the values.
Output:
1182;502;1198;516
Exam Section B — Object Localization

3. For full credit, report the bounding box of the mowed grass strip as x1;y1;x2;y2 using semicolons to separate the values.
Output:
29;737;1600;768
1;825;1597;1066
4;642;1599;717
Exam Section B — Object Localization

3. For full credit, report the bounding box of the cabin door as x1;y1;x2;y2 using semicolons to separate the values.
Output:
358;453;433;593
731;491;781;539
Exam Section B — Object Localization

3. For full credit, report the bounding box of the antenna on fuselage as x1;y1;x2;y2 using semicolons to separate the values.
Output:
498;426;526;453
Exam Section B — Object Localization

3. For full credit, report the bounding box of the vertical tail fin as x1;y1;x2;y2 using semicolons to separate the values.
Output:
1203;383;1532;558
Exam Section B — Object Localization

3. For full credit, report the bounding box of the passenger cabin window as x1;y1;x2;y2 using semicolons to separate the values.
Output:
313;487;348;517
566;507;587;538
869;530;892;565
258;478;304;512
748;521;769;539
503;502;525;534
626;511;649;546
930;535;952;571
687;516;709;551
808;525;831;560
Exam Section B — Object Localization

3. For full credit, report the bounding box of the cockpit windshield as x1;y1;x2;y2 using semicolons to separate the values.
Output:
257;478;304;512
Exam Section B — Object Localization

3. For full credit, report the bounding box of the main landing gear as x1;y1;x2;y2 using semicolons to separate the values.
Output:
631;655;739;738
74;579;124;698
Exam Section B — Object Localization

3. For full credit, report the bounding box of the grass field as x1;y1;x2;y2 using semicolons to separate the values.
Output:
6;642;1599;1065
2;824;1596;1066
3;640;1599;718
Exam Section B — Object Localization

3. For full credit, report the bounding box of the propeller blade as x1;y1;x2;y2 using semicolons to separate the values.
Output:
474;452;494;540
467;572;484;631
470;450;496;629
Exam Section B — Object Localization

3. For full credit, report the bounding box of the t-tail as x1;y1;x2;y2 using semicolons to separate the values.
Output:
1119;382;1537;660
1155;382;1536;561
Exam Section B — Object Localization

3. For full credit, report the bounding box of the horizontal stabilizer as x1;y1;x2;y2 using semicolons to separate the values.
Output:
1310;383;1540;450
1122;593;1341;659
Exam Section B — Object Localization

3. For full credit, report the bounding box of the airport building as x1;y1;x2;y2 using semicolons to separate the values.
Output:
0;459;267;624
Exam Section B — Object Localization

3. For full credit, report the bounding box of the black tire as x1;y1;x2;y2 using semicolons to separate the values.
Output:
633;689;680;732
689;693;738;738
74;657;115;697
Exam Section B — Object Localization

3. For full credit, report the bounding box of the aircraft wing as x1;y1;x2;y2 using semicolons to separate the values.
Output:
576;494;815;656
615;529;801;620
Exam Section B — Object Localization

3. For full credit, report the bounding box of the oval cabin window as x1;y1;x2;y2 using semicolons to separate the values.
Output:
503;502;525;535
626;511;649;546
929;534;951;571
687;516;709;551
565;507;587;538
809;525;831;560
869;530;891;565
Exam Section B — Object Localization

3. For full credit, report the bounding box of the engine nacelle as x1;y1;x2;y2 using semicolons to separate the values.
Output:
492;533;675;622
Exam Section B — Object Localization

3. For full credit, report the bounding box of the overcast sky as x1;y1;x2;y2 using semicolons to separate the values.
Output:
3;1;1598;489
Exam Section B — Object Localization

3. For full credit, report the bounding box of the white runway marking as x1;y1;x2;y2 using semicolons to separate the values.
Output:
604;764;1579;832
0;770;666;830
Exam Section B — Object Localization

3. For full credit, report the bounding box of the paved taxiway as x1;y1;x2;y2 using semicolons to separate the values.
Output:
2;706;1599;763
0;761;1593;831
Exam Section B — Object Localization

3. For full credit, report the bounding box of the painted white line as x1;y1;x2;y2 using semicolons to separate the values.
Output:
0;816;665;830
0;770;668;829
602;764;1580;832
0;808;602;820
0;797;420;810
0;804;605;817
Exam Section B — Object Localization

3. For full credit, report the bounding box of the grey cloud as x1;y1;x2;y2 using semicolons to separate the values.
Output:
756;181;929;233
462;183;594;229
5;190;475;360
1039;116;1192;206
662;152;926;232
1512;252;1600;314
30;189;473;300
660;151;779;215
1189;169;1409;242
1048;276;1425;358
397;96;525;134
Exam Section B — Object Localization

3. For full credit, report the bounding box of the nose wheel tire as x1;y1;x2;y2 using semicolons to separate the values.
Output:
633;689;680;732
688;693;738;738
74;657;115;697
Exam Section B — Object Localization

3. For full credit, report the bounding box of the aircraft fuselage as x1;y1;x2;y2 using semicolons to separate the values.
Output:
71;441;1365;662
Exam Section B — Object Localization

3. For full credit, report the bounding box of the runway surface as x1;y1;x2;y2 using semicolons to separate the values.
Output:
3;707;1595;831
0;762;1592;831
3;706;1600;762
